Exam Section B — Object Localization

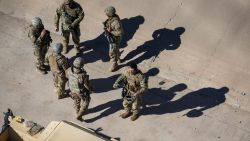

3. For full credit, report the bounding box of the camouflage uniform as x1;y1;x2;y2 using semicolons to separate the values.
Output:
54;0;84;53
104;6;123;71
28;24;51;74
114;68;148;121
67;62;93;120
47;52;69;99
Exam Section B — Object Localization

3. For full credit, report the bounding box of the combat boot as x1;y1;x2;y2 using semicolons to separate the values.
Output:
109;62;118;72
58;94;68;99
130;113;139;121
120;111;132;119
36;67;46;74
76;113;84;122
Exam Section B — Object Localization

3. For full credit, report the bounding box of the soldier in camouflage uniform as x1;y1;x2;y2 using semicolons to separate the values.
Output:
47;43;69;99
28;17;52;74
54;0;84;54
113;63;148;121
67;57;94;121
104;6;123;72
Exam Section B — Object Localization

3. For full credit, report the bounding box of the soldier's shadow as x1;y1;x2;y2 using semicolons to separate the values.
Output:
85;67;159;123
142;85;229;118
120;27;185;67
76;15;145;64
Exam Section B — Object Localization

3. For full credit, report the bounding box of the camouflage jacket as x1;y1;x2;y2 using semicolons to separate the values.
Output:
47;53;69;75
67;67;93;94
104;14;123;37
28;25;52;47
54;1;84;30
114;69;148;96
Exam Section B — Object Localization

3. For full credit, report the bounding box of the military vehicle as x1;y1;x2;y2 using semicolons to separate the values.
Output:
0;109;118;141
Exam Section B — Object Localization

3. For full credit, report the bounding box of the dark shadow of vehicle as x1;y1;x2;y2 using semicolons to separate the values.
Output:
74;15;145;64
85;67;160;122
142;85;229;118
121;27;185;65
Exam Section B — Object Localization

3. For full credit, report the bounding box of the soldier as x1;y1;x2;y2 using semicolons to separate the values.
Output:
103;6;123;72
47;43;69;99
113;63;148;121
54;0;84;54
67;57;94;121
28;17;52;74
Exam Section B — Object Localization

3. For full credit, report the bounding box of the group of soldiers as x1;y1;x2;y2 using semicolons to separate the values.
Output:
28;0;148;121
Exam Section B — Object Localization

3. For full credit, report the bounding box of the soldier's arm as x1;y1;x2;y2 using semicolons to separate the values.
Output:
83;72;94;92
110;20;123;37
28;28;43;46
28;31;37;44
113;73;126;88
54;7;62;29
71;7;84;28
62;57;70;71
137;75;148;95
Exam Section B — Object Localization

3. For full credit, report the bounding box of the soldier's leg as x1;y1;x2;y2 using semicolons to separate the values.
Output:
131;97;142;121
109;43;119;72
71;27;80;54
41;45;48;66
42;45;48;65
34;47;46;74
76;95;90;121
116;36;122;63
54;73;59;91
71;93;81;114
57;75;67;99
62;30;70;54
121;99;132;118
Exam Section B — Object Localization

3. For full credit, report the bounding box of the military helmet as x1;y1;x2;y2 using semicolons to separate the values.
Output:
73;57;84;68
31;17;43;28
53;43;63;54
105;6;116;17
64;0;73;4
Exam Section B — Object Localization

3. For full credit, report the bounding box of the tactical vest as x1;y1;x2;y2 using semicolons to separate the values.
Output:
68;67;87;94
28;25;52;46
61;3;80;25
105;15;123;36
124;70;144;94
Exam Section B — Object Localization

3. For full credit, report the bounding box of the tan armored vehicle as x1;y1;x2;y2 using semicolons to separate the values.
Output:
0;109;118;141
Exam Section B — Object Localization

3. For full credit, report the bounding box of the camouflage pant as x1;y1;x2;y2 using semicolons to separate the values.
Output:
123;96;142;115
61;27;81;49
71;93;90;117
109;36;122;63
53;73;67;96
33;45;48;69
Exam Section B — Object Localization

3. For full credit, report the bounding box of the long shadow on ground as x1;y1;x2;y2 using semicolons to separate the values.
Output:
142;85;229;118
73;15;145;65
120;27;185;67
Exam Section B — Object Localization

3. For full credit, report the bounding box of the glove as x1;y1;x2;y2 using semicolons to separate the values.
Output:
113;83;119;89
